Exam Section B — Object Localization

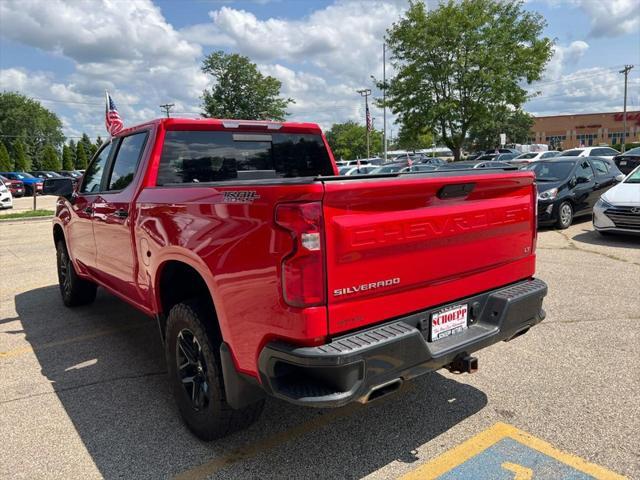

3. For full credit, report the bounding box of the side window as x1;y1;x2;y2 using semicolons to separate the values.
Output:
107;132;148;191
590;159;608;175
81;142;113;193
576;160;594;181
541;152;555;159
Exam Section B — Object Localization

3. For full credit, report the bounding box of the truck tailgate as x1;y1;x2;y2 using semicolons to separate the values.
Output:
322;171;537;335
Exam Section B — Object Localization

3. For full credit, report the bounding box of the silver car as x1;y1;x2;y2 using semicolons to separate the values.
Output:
593;166;640;235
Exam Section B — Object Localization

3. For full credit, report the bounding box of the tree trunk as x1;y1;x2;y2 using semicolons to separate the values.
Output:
452;146;462;161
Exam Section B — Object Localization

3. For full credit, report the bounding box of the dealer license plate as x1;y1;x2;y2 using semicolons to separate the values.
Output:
430;304;468;341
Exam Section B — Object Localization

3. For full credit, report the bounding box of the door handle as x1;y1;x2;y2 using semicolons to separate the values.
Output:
114;209;129;218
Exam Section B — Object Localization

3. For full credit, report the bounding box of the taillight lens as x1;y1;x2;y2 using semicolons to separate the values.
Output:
275;202;326;307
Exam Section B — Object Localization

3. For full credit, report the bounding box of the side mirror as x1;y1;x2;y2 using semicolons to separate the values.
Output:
576;176;589;184
43;178;74;200
615;173;625;182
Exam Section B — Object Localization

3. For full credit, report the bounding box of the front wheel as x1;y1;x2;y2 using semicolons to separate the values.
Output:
56;240;97;307
165;299;264;440
555;201;573;229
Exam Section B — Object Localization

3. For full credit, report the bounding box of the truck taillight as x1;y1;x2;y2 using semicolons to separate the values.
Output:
275;202;326;308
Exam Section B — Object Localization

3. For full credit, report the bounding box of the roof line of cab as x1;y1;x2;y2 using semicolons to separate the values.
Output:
113;117;323;137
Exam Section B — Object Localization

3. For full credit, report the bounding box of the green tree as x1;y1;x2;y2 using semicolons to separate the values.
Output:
62;144;75;170
13;139;31;171
468;109;534;150
381;0;552;160
41;144;61;171
95;136;104;150
75;142;88;169
201;51;294;121
325;121;383;159
0;92;64;161
80;133;96;159
394;124;434;151
0;143;12;171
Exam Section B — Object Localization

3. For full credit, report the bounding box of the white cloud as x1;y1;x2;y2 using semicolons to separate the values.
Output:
572;0;640;38
0;0;207;138
545;40;590;80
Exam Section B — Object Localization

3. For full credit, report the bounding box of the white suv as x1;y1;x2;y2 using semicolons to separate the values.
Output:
560;146;620;161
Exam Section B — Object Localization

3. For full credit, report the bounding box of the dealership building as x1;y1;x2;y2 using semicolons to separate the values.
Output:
530;111;640;150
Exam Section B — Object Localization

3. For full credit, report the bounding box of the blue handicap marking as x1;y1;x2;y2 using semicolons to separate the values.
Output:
401;423;626;480
438;438;594;480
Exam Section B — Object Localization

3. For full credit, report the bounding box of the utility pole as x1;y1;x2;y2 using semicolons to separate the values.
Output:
357;88;372;159
159;103;175;118
383;41;387;162
619;65;633;152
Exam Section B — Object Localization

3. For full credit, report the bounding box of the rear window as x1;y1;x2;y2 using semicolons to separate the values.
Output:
561;150;583;157
157;131;334;185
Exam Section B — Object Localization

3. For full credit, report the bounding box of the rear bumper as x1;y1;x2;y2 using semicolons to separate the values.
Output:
258;278;547;407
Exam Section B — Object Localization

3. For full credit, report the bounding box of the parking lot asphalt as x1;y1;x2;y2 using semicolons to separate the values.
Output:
1;217;638;479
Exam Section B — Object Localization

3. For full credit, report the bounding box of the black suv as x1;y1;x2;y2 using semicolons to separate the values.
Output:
528;157;624;229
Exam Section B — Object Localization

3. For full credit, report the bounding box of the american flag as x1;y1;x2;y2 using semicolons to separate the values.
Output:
105;91;124;136
366;104;372;132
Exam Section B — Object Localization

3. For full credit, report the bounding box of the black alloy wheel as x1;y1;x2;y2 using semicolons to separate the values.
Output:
176;328;210;411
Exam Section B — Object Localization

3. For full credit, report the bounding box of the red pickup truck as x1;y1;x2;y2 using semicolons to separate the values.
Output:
46;118;547;440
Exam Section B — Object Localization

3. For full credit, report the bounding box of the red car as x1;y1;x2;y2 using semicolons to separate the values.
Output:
0;175;25;197
47;117;547;440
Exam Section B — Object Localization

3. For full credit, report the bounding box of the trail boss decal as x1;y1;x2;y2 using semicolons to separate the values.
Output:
223;191;260;203
334;277;400;297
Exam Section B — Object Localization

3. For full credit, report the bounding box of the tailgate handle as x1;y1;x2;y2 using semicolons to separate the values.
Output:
437;183;475;199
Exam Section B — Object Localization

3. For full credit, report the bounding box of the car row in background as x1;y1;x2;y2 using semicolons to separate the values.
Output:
0;170;84;195
528;157;625;229
0;175;25;197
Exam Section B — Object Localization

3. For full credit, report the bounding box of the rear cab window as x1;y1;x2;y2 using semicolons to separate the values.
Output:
157;131;334;185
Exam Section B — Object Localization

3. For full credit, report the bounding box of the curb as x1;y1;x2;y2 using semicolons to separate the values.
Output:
0;215;54;224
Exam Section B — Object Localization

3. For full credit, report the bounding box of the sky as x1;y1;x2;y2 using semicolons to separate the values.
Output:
0;0;639;141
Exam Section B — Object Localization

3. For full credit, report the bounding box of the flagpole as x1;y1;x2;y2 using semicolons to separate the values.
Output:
383;40;387;162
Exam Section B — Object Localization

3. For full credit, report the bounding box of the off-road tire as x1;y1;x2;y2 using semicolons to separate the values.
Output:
165;299;264;440
56;239;97;307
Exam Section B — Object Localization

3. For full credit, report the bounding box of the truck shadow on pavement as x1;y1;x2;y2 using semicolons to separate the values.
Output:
15;286;488;480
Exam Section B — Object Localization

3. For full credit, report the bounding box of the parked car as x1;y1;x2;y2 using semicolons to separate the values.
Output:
46;116;546;440
513;151;560;163
560;146;620;161
32;170;79;188
0;172;43;195
337;166;352;175
0;179;13;209
612;147;640;175
527;157;624;229
437;161;513;170
369;163;407;174
0;174;25;197
400;164;438;173
495;153;519;161
485;148;520;155
417;157;447;166
344;165;378;175
58;170;84;179
593;165;640;235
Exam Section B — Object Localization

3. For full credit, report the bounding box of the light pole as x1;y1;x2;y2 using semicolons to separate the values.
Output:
383;41;387;162
357;88;372;159
619;65;634;152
